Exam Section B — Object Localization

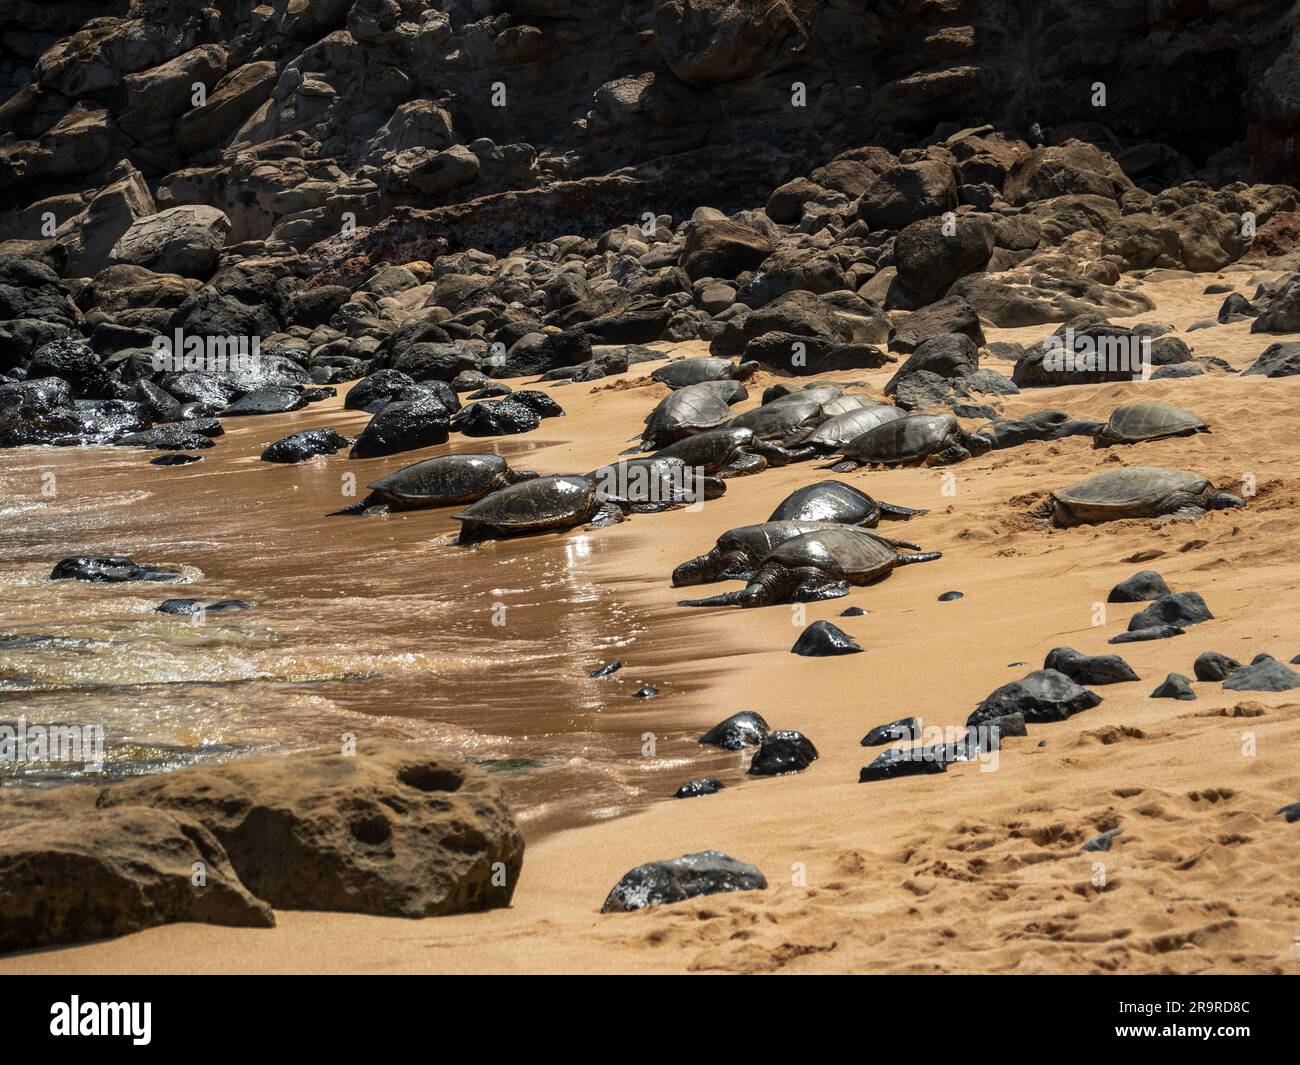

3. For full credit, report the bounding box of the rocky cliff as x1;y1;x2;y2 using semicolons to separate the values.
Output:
3;1;1299;265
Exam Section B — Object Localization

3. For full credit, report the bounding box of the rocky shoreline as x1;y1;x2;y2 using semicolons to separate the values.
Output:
3;1;1300;971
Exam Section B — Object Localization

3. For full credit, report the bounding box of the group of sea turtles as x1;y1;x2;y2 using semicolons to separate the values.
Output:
327;354;1245;603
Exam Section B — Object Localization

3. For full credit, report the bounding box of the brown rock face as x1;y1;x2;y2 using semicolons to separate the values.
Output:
0;741;525;953
101;740;525;918
0;805;275;954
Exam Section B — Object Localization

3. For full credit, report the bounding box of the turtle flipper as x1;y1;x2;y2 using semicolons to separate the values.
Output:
877;536;922;551
677;584;764;608
927;444;970;466
793;578;850;602
328;492;381;516
827;460;860;473
718;451;767;477
589;501;625;528
878;500;928;519
893;550;942;565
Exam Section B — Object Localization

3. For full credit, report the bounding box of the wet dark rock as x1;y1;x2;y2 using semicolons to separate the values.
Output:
601;850;766;913
938;590;964;601
1109;625;1184;644
51;556;181;582
673;778;725;799
1107;570;1171;602
791;620;862;657
1151;672;1196;699
350;395;450;459
509;390;565;418
1277;803;1300;823
453;399;541;437
1127;591;1213;631
261;428;351;464
468;383;512;399
861;716;920;747
699;711;770;750
1222;655;1300;692
589;660;622;678
129;379;183;422
220;387;307;417
1081;827;1124;852
115;425;215;450
346;370;416;413
1217;292;1258;323
1043;647;1139;685
982;711;1028;738
1193;650;1241;682
859;747;948;782
300;387;336;403
633;687;659;699
967;669;1102;726
150;453;201;466
839;606;867;616
748;730;819;776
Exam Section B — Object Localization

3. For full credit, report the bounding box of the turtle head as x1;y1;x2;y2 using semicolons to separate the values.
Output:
733;360;761;381
508;469;540;484
1210;491;1245;511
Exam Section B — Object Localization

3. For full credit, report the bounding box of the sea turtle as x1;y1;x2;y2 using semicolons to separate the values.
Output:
641;383;736;448
655;426;800;476
1093;401;1208;447
767;480;927;526
330;453;537;515
727;393;824;443
802;404;906;453
586;455;724;512
451;474;622;542
830;413;991;469
672;521;833;586
818;394;882;419
1040;467;1244;527
651;357;759;389
763;384;842;406
678;525;940;607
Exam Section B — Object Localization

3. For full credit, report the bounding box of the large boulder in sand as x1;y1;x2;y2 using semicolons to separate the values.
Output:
680;218;773;280
853;159;958;230
0;805;274;953
1003;142;1133;205
100;740;524;917
110;205;232;278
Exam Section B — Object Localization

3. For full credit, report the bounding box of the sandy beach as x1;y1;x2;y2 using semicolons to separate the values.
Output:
5;270;1298;975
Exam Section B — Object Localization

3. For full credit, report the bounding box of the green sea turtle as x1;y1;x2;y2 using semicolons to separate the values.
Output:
672;520;924;587
1093;401;1208;447
651;357;759;388
586;455;724;511
655;426;801;476
818;394;882;419
452;475;622;542
678;525;940;607
331;453;537;515
727;393;823;443
641;383;736;448
768;480;927;526
831;413;991;469
1040;466;1244;526
802;404;906;454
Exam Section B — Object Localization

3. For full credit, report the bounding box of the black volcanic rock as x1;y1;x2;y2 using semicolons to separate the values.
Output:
791;620;862;656
748;730;819;776
601;851;766;913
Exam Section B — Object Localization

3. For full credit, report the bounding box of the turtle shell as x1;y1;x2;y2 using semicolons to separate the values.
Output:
843;413;957;464
587;456;691;505
643;384;734;440
1053;466;1210;520
369;454;509;504
763;526;899;581
819;394;882;419
728;395;822;438
452;474;596;530
807;404;905;450
715;520;836;558
655;427;753;471
1097;401;1207;444
651;357;737;388
768;481;882;525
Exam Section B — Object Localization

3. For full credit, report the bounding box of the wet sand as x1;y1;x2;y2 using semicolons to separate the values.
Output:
4;271;1300;973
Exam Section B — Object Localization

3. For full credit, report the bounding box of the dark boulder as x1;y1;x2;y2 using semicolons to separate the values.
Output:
601;851;766;913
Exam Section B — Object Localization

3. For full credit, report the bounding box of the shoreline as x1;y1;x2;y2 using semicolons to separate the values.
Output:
5;272;1300;974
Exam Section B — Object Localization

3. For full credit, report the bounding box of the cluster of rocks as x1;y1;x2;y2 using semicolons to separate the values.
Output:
0;740;524;953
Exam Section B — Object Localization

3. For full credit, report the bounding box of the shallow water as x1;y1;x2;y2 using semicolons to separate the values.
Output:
0;396;727;835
